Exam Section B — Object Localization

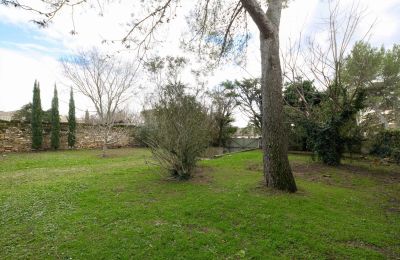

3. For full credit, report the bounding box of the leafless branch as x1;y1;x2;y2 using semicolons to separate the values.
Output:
61;48;138;156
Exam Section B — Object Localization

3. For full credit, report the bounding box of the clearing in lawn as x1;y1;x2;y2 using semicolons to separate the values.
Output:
0;148;399;259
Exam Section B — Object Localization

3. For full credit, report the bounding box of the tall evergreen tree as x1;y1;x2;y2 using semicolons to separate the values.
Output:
31;80;43;150
84;109;90;124
50;85;60;149
68;88;76;148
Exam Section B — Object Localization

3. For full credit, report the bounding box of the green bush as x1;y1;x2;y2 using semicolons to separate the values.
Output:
370;130;400;164
133;125;150;147
144;83;211;180
309;123;344;166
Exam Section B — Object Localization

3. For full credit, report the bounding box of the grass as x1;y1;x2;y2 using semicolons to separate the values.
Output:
0;148;399;259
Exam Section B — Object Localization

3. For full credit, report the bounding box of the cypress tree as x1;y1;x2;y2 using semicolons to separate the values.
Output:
85;109;90;124
68;88;76;148
31;80;43;150
50;85;60;149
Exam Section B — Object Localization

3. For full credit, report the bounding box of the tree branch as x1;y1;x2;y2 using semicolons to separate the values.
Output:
240;0;276;38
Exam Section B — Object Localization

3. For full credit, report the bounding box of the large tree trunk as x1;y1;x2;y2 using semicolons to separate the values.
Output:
241;0;297;192
256;0;297;192
102;128;108;158
260;34;296;192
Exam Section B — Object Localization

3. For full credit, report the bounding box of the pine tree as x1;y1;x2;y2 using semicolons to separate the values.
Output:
50;85;60;149
68;88;77;148
31;80;43;150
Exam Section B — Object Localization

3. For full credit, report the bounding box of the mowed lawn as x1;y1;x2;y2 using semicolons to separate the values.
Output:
0;148;399;259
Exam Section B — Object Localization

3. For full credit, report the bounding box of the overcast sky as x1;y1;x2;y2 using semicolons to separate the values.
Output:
0;0;399;126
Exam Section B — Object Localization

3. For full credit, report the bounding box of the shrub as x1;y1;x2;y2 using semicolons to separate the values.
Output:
309;122;344;166
145;83;211;179
370;130;400;164
133;125;150;147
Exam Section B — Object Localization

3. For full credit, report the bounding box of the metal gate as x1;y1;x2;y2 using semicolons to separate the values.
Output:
224;138;261;153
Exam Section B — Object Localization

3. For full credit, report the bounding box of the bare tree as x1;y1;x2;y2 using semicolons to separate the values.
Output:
281;0;376;165
61;49;137;157
283;0;374;109
4;0;297;191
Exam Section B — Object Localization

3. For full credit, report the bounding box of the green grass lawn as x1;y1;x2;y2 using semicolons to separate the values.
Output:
0;148;399;259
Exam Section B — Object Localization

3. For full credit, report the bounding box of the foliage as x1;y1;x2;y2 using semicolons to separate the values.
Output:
358;43;400;129
302;42;399;164
133;125;150;147
240;123;259;137
12;103;51;123
370;130;400;164
285;113;309;151
284;80;323;111
133;111;153;147
31;80;43;150
308;90;366;165
281;0;381;166
50;85;60;150
226;78;262;132
84;110;90;124
145;83;211;179
283;77;366;165
68;88;76;148
12;103;32;122
284;80;324;151
209;81;238;147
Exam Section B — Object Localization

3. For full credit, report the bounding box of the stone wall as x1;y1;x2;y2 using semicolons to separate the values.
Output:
0;120;135;153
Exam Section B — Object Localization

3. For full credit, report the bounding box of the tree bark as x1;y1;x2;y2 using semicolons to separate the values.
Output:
260;35;296;192
242;0;297;192
102;128;108;158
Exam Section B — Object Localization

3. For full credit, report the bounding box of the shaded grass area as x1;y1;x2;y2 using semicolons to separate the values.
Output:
0;148;399;259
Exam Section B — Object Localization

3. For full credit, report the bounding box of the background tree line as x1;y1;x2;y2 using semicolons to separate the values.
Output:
226;42;400;165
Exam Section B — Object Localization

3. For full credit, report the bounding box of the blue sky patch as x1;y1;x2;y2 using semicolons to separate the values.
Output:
0;21;65;57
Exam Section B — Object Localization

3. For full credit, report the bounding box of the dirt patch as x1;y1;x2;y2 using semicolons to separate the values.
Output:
338;164;400;184
291;162;345;186
157;166;214;184
190;166;214;184
291;162;326;176
247;161;331;182
247;161;400;187
291;162;400;186
183;223;222;234
247;161;325;175
246;163;263;172
386;197;400;213
346;240;397;258
95;148;137;158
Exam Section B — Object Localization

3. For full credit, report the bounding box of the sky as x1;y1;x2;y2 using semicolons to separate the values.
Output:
0;0;399;126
